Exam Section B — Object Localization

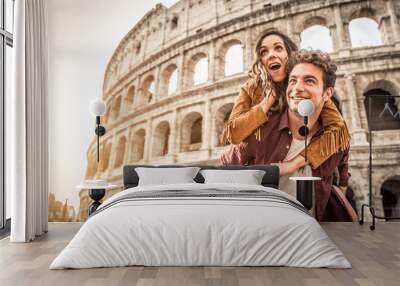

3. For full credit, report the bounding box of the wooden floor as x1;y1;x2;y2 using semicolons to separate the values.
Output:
0;222;399;286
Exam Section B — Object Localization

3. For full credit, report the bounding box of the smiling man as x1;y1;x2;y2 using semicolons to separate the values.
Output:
221;50;356;221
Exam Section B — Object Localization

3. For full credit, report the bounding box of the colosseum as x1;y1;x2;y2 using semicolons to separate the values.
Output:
77;0;400;221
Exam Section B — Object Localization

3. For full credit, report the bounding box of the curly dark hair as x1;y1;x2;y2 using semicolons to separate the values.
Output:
286;49;338;90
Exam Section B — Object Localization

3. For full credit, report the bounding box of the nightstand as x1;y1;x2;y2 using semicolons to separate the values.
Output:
289;176;321;211
77;184;119;216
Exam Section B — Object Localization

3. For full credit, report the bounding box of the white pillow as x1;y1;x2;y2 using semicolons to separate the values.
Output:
200;169;266;185
135;167;201;186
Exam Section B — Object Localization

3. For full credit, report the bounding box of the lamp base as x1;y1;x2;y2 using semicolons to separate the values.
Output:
88;188;106;216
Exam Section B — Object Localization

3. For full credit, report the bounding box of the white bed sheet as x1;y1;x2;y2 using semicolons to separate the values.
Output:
50;183;351;269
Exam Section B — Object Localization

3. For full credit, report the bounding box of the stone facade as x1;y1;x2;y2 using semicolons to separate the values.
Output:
78;0;400;221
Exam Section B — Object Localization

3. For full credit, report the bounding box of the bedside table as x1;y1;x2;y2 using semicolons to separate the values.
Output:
289;176;321;211
77;184;119;216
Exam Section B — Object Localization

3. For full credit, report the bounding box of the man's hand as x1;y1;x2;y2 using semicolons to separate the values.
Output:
275;155;306;176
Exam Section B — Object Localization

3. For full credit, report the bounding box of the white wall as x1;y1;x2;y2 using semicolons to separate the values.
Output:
46;0;177;210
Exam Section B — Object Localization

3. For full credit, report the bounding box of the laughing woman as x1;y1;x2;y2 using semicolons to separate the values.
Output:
220;30;350;175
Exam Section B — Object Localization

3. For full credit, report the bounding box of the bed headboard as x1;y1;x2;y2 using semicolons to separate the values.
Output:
123;165;280;189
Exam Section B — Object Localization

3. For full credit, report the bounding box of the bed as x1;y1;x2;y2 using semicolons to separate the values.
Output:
50;164;350;269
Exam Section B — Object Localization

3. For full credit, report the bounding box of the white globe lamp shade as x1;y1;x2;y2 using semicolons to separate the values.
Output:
89;98;106;116
298;99;315;117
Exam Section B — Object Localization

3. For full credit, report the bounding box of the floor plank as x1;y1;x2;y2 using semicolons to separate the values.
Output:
0;222;399;286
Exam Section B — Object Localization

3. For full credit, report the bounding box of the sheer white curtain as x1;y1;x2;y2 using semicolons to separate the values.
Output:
10;0;49;242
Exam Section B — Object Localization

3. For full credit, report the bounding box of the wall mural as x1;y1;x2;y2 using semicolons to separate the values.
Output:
49;0;400;222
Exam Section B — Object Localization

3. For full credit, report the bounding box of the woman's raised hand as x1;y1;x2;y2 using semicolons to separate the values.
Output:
259;89;277;113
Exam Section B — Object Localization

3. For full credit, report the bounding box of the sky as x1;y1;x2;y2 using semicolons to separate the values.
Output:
46;0;380;212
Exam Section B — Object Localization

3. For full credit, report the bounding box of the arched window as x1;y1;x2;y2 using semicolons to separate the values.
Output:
114;136;127;168
124;85;135;111
181;112;203;152
110;96;122;121
136;42;141;55
364;88;400;131
160;65;178;97
148;82;155;102
152;121;170;157
141;75;155;104
194;57;208;85
171;16;178;29
168;69;178;95
130;129;146;162
300;25;333;53
225;44;244;76
381;176;400;219
349;18;382;48
190;118;202;144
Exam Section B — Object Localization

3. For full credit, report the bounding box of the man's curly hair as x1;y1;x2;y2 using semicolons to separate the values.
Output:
286;49;338;90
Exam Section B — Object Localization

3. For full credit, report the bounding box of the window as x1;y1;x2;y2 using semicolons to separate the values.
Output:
167;69;177;95
364;89;400;131
349;18;382;48
1;0;14;234
225;44;244;76
300;25;333;53
193;57;208;85
136;42;141;55
171;16;178;29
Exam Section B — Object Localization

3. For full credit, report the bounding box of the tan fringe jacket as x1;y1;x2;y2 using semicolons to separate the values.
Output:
221;78;350;169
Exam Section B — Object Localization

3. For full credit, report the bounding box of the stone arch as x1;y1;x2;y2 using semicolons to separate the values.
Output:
110;95;122;121
168;69;178;95
348;8;383;47
364;80;399;98
214;103;233;147
181;112;203;152
300;16;333;53
349;17;383;47
98;141;112;172
216;39;244;78
124;85;135;111
139;75;155;105
160;64;178;97
380;175;400;219
301;16;328;31
136;41;141;55
349;7;379;24
130;128;146;162
170;15;178;30
114;136;127;168
187;53;208;87
152;121;170;157
363;80;400;131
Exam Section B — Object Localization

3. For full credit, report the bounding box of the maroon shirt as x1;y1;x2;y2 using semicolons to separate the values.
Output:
220;109;351;221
